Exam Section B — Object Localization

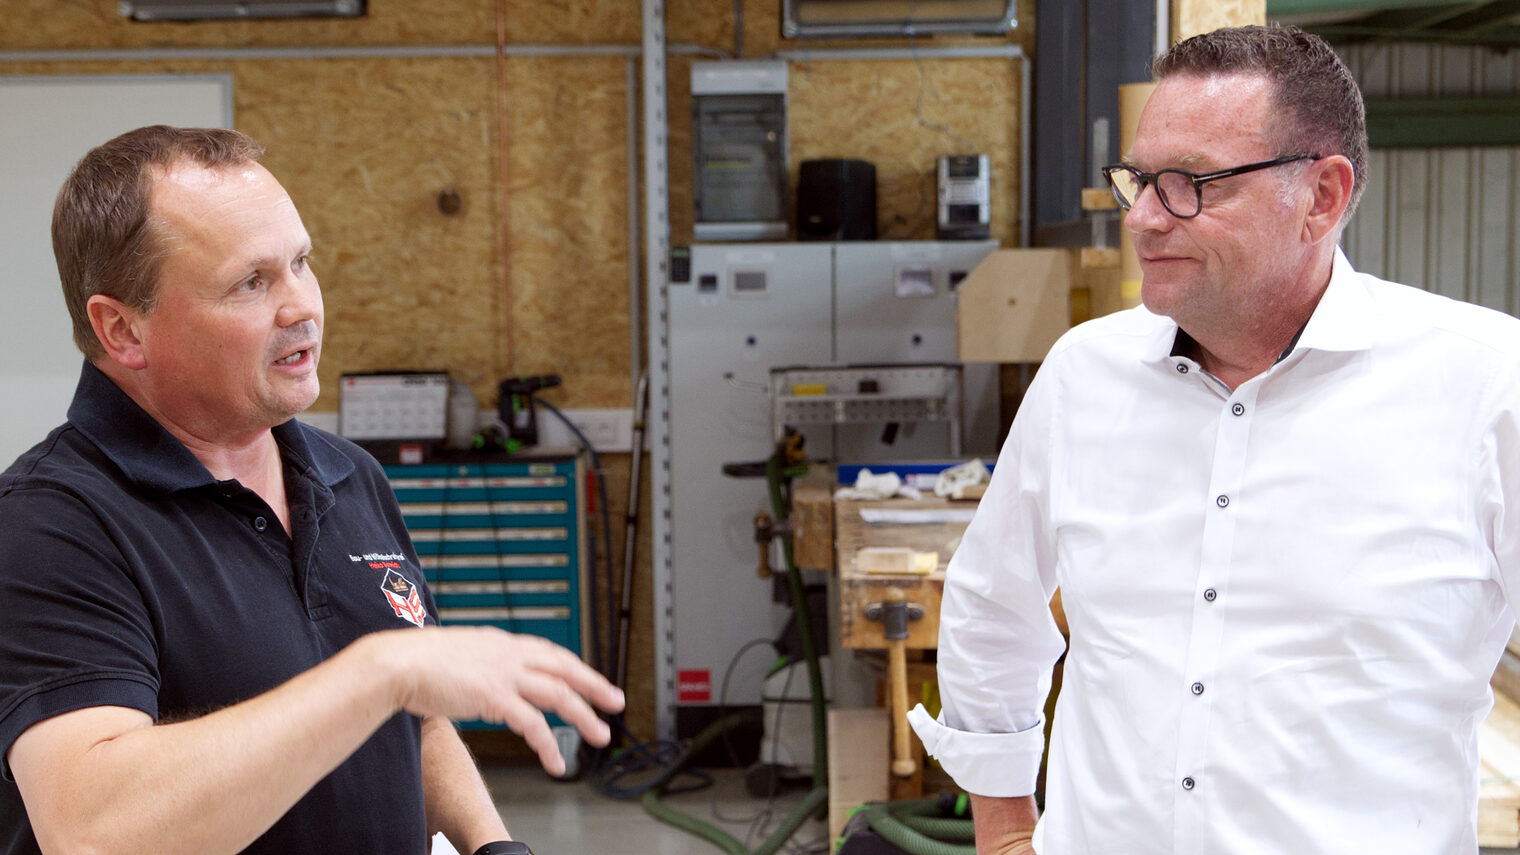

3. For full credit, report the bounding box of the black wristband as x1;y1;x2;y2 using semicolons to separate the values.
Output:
473;842;532;855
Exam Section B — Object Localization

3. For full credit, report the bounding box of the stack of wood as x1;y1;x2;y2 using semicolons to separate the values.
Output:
1481;630;1520;847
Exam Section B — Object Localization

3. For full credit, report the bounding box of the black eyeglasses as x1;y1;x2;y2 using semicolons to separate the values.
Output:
1101;153;1321;219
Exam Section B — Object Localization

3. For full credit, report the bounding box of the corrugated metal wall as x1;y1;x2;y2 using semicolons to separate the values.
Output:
1339;43;1520;315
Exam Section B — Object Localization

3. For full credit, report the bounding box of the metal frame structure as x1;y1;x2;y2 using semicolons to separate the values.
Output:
642;0;680;742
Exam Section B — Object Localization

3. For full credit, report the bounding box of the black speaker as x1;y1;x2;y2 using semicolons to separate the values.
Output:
796;159;877;241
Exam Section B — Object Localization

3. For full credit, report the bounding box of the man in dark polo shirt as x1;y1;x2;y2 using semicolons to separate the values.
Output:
0;126;622;855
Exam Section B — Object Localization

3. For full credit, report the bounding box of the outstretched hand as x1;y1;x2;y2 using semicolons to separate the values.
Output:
370;626;625;775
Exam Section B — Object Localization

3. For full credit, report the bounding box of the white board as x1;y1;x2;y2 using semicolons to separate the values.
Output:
0;74;231;467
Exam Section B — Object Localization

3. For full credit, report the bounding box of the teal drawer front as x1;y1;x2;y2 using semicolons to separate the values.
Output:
430;579;570;609
433;610;574;646
423;564;572;584
420;550;568;570
387;457;584;733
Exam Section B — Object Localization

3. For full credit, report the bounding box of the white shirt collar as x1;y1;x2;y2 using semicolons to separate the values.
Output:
1136;246;1378;368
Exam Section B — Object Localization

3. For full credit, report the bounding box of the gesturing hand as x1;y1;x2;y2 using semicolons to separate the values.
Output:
369;626;625;775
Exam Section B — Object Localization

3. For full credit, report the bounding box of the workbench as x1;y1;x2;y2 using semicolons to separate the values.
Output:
794;468;1065;839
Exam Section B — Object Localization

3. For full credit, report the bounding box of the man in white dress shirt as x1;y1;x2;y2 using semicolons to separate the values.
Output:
910;24;1520;855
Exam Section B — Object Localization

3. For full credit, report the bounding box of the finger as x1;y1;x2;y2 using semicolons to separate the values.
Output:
507;671;612;747
546;691;612;748
507;643;619;709
511;706;565;777
483;694;564;776
512;636;623;709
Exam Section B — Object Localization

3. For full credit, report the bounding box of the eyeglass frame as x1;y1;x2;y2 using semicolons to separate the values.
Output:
1101;152;1322;219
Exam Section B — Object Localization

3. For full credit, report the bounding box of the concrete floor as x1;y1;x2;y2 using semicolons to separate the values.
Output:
438;760;1520;855
462;761;830;855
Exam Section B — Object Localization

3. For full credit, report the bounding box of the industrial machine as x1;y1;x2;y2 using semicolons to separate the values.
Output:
665;240;999;734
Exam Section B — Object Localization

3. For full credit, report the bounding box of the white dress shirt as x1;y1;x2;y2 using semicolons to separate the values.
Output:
910;249;1520;854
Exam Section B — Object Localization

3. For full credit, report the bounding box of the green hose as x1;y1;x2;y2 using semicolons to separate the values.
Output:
860;798;976;855
639;450;829;854
642;783;828;855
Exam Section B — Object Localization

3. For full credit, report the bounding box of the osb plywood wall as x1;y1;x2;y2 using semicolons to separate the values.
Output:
1173;0;1266;41
0;0;1038;747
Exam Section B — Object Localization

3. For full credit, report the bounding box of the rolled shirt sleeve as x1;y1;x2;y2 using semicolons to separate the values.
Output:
908;704;1049;797
914;354;1069;798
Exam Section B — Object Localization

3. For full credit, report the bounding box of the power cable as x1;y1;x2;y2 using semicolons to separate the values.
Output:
910;34;976;155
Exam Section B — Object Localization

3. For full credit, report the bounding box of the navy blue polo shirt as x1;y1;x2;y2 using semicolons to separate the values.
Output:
0;363;438;854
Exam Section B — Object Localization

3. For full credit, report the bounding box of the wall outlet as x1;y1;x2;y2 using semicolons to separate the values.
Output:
534;407;635;452
299;408;637;453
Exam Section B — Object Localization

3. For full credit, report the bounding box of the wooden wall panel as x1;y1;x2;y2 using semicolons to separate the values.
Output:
789;57;1021;244
1172;0;1265;42
240;57;507;410
503;55;633;408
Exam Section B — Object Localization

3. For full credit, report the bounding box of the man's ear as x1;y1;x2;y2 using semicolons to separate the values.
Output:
1303;154;1355;244
86;295;148;371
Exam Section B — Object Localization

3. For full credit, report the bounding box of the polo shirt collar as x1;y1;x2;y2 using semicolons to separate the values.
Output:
274;416;355;489
67;362;353;494
1139;246;1377;365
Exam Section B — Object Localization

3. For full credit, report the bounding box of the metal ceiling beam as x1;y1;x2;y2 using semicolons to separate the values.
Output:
1354;2;1496;38
1429;0;1520;31
1308;21;1520;43
1366;95;1520;147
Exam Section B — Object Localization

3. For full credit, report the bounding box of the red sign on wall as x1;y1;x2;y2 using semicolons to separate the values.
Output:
677;669;712;702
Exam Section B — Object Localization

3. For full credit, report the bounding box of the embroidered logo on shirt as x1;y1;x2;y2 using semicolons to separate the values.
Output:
380;568;428;628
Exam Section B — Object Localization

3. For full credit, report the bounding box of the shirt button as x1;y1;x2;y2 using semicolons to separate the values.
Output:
1204;587;1218;602
1182;776;1196;791
1216;494;1230;508
1191;681;1205;696
1176;363;1190;375
253;516;268;532
1232;402;1245;416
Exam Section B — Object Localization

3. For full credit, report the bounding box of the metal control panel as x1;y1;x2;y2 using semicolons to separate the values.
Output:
666;241;998;715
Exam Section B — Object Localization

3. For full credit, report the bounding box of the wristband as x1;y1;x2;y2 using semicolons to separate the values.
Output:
473;842;532;855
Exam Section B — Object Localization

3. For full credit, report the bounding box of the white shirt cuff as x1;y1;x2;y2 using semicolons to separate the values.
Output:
907;703;1045;797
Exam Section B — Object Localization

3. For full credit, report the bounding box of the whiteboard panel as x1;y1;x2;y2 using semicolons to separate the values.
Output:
0;74;231;467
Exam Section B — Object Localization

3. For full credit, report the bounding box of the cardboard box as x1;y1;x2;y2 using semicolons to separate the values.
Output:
957;248;1072;363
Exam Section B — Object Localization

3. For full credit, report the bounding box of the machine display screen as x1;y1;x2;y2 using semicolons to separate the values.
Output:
733;270;768;294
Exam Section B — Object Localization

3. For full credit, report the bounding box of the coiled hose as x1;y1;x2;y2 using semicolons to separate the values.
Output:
859;797;975;855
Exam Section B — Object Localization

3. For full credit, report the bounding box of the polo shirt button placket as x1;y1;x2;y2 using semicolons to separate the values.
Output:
1232;402;1246;416
1181;776;1196;791
1215;494;1229;508
1191;681;1205;696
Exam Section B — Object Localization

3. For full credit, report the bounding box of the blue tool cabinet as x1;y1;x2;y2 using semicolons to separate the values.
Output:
384;453;588;729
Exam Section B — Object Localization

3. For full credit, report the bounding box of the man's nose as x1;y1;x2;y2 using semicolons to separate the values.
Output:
1123;182;1174;233
275;268;322;327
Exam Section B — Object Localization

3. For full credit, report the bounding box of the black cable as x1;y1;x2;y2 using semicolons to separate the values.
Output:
741;657;835;855
532;398;723;800
532;398;613;678
732;0;745;58
910;33;976;154
717;637;780;772
588;718;711;800
742;660;797;848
